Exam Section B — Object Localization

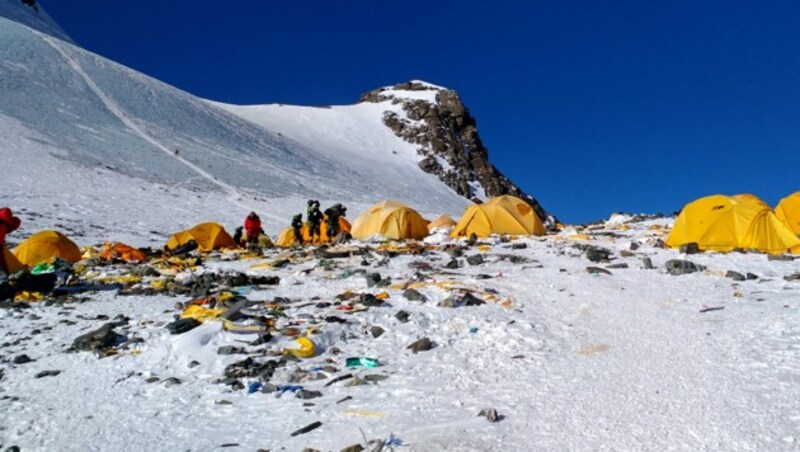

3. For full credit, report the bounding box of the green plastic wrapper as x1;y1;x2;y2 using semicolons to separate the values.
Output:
346;357;379;368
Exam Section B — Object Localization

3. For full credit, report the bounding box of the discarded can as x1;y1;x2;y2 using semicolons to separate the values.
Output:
346;357;379;368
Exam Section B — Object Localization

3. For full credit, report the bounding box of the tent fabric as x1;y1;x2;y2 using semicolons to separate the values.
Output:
99;242;147;262
451;195;546;238
13;230;82;266
776;192;800;235
427;215;457;231
3;245;26;273
166;222;236;251
275;217;351;247
666;194;800;254
350;201;429;241
732;193;769;208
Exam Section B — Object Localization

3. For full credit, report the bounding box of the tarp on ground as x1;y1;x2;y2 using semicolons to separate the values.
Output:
99;242;147;262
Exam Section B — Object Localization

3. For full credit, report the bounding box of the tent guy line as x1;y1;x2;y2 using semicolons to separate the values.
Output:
37;31;255;214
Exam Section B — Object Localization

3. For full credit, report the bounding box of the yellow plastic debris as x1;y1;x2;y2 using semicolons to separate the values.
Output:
14;291;45;302
284;337;316;358
181;305;226;322
217;291;237;303
81;246;99;259
375;291;390;300
150;279;167;290
568;234;591;241
98;274;142;285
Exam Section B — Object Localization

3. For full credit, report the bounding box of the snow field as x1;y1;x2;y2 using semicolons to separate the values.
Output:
1;221;799;450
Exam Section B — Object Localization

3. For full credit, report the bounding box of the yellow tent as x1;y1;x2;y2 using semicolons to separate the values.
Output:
451;195;546;238
427;215;457;232
165;222;236;251
275;217;352;247
2;245;26;273
13;230;82;266
776;192;800;235
666;194;800;254
350;200;429;241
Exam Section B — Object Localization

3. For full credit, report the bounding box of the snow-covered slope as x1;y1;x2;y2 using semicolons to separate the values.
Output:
0;0;70;42
212;89;442;191
0;5;469;246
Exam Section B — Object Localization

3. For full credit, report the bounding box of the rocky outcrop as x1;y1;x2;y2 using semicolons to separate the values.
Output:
360;81;553;225
21;0;39;12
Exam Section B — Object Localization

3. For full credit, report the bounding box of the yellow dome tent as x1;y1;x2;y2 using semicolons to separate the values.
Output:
350;200;429;241
666;194;800;254
13;230;82;266
451;195;546;238
776;192;800;235
2;245;26;273
427;214;457;232
165;222;236;251
275;217;352;247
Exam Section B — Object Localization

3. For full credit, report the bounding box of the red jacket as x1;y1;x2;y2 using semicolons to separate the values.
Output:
244;213;261;238
0;207;21;245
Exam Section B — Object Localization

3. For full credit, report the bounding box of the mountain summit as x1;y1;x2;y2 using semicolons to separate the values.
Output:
360;81;551;224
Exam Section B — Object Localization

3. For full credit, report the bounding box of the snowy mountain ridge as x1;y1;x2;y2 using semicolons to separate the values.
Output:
0;2;550;246
0;0;69;42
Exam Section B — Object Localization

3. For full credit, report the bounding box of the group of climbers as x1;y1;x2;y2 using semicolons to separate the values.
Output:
166;202;350;256
289;200;349;245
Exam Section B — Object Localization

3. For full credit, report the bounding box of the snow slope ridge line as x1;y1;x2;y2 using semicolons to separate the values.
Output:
37;32;255;213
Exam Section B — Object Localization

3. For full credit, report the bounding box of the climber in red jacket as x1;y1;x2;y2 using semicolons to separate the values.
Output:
244;212;262;245
0;207;21;273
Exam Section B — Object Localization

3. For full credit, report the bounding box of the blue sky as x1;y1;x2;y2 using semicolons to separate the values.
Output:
43;0;800;223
